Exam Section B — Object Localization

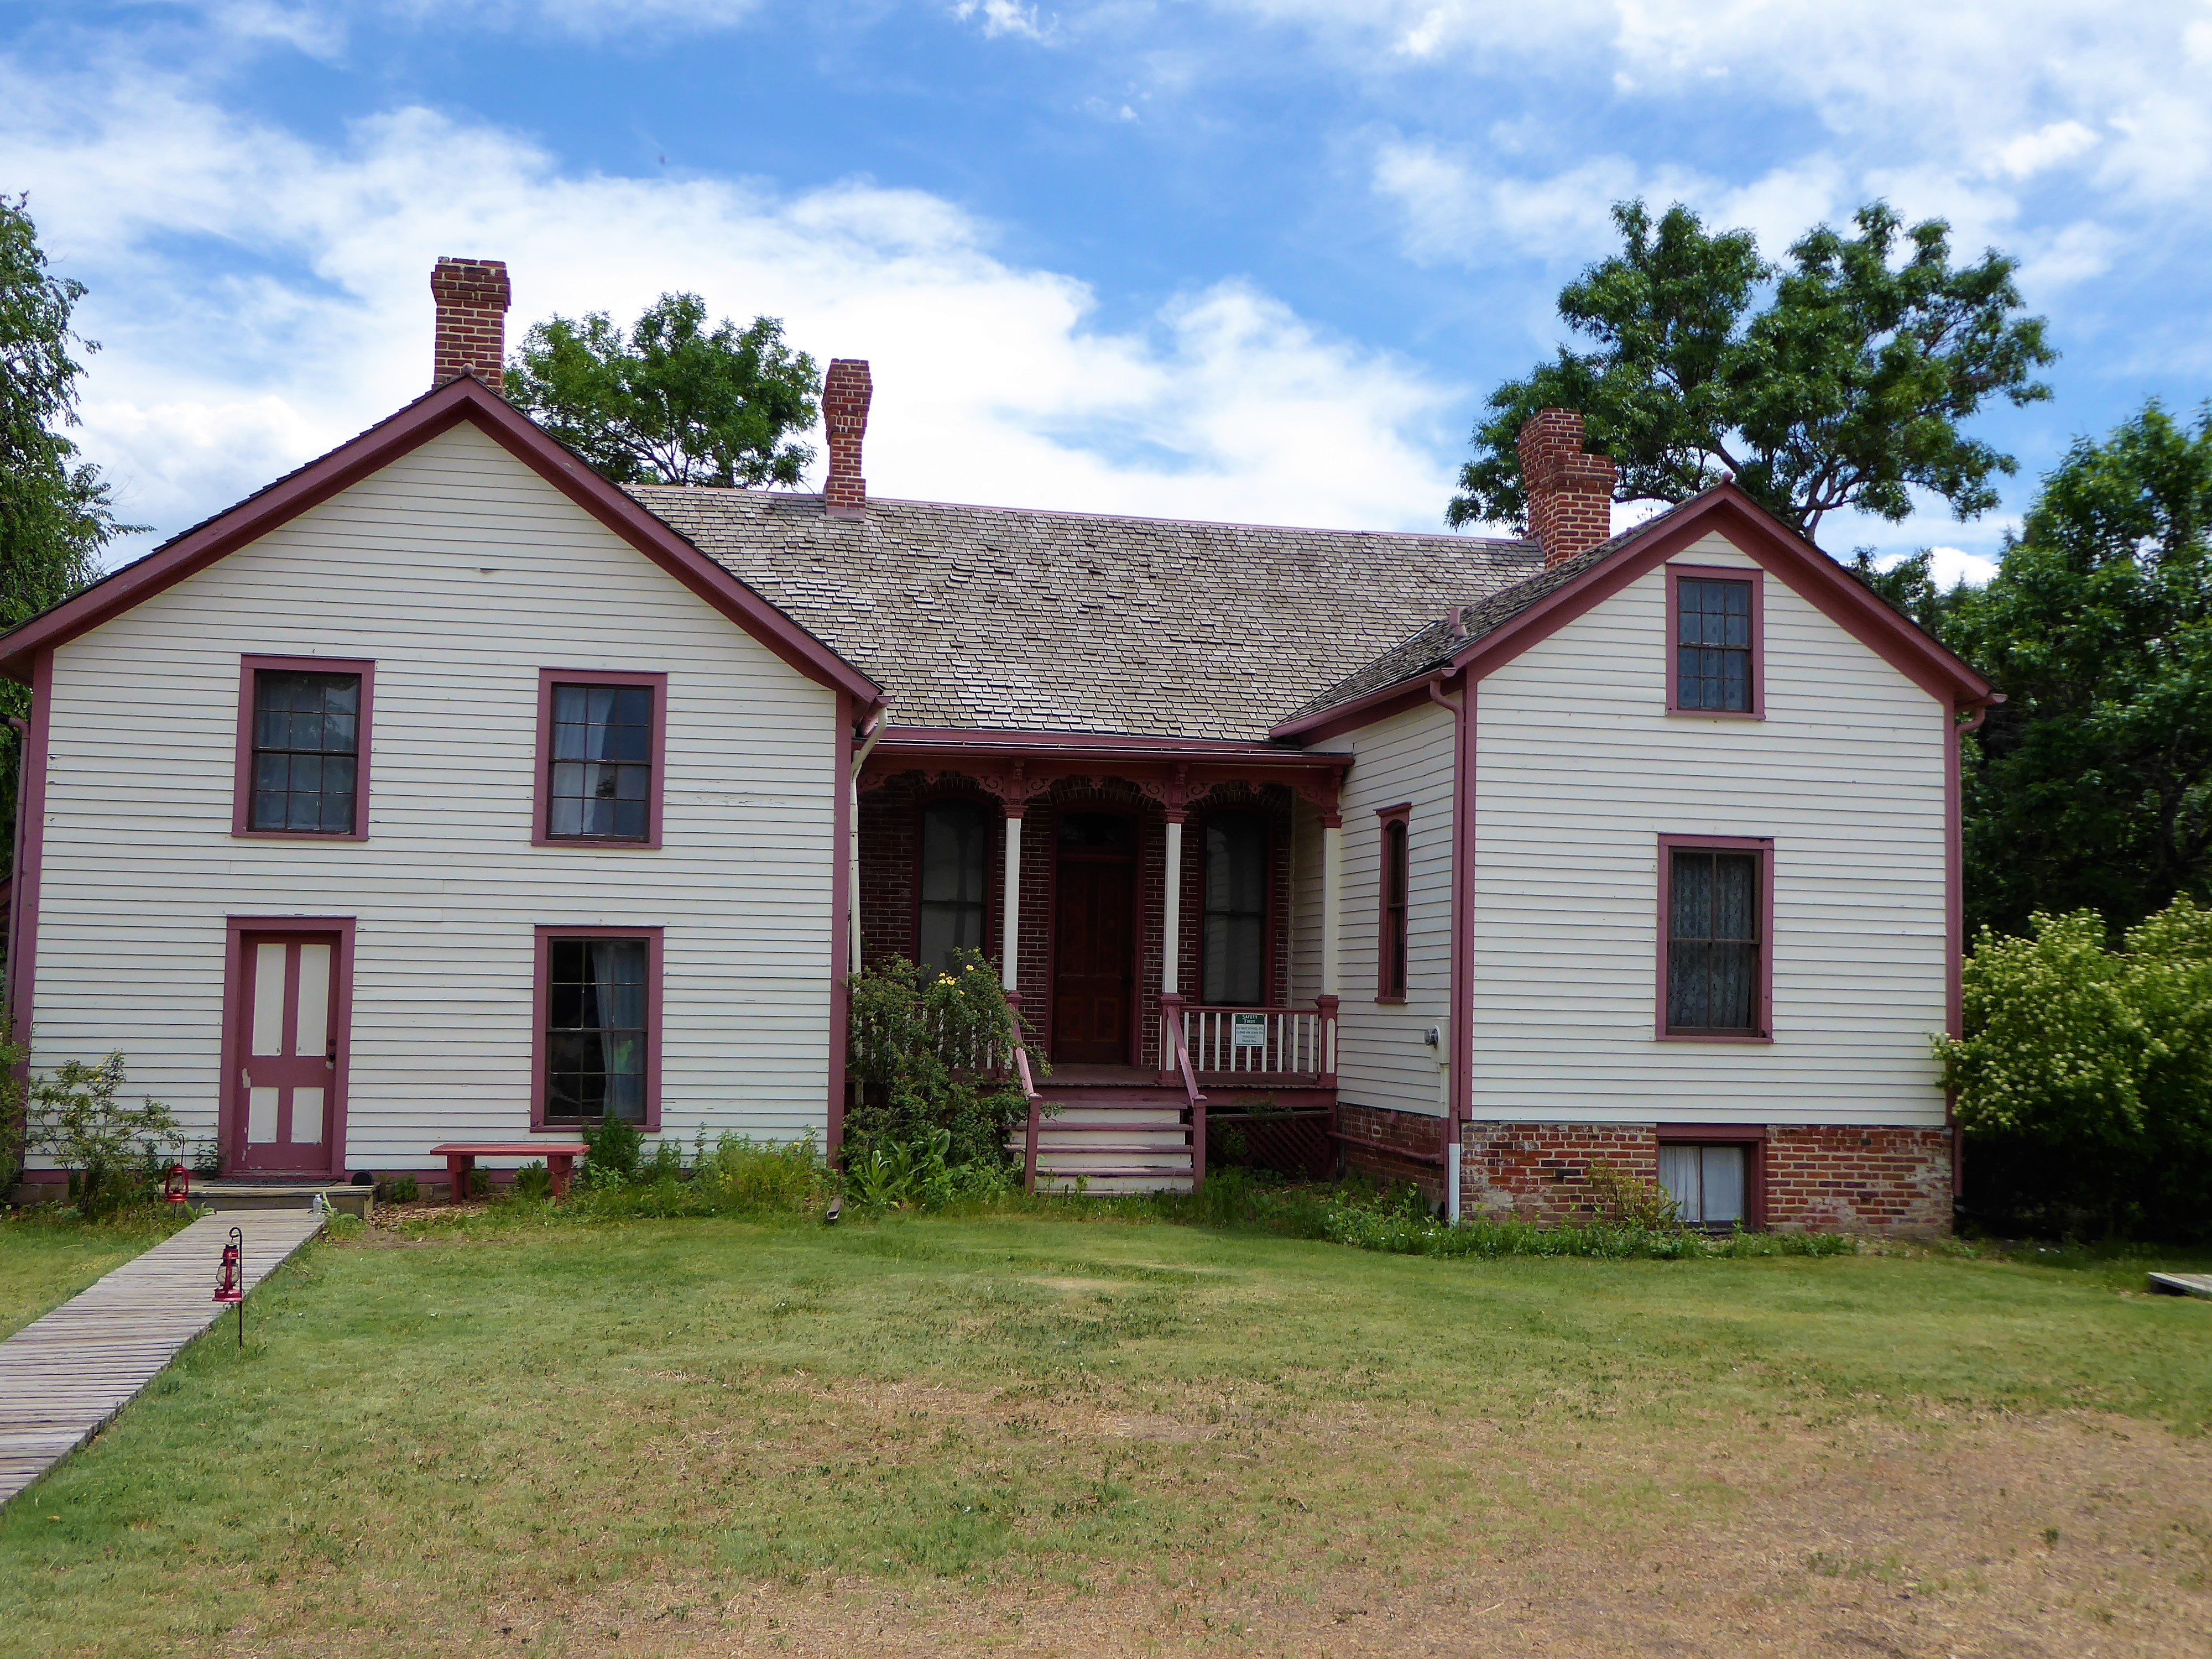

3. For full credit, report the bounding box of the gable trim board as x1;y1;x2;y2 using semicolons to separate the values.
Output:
1269;486;1996;745
0;377;881;708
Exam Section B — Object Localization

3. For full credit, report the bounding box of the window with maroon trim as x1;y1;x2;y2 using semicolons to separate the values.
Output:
917;799;990;971
1661;839;1771;1038
1667;565;1764;717
533;670;666;847
1201;811;1267;1005
533;926;661;1130
1658;1142;1752;1228
233;656;374;839
1377;807;1410;1001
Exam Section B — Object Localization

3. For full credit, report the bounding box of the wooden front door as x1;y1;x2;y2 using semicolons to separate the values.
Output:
232;932;341;1173
1053;854;1136;1064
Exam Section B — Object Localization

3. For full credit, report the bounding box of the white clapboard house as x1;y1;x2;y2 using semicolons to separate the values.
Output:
1;258;1996;1232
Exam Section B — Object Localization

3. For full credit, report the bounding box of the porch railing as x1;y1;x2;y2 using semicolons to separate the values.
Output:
1180;998;1338;1083
1014;1046;1045;1193
1160;995;1208;1193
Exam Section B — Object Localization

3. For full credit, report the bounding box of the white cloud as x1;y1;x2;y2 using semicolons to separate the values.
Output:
1912;545;2001;588
952;0;1052;41
1991;119;2099;181
3;52;1467;559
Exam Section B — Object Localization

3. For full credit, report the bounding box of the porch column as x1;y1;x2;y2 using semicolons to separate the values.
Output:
1320;813;1343;999
1162;812;1185;995
1000;810;1023;994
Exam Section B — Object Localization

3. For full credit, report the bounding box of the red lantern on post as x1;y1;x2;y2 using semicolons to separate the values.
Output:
164;1163;191;1206
213;1225;245;1348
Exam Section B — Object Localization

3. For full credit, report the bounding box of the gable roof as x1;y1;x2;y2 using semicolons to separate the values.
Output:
630;486;1540;742
1274;485;1998;739
0;378;881;705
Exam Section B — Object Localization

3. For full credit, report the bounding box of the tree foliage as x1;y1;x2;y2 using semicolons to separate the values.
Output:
27;1053;183;1218
1452;200;2055;542
1944;402;2212;935
505;293;820;488
0;195;134;880
1937;897;2212;1240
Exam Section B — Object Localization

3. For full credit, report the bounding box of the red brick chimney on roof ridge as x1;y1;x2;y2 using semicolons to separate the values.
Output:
822;358;872;520
1517;409;1617;567
430;258;512;392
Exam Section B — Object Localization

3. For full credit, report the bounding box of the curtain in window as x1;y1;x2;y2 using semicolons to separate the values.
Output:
1658;1144;1747;1225
1667;849;1759;1032
918;801;989;971
546;938;648;1121
1202;813;1267;1004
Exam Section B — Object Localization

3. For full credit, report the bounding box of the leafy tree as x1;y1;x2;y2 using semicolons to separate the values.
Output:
1937;897;2212;1239
1452;200;2056;542
1948;402;2212;935
1;195;134;881
505;293;820;487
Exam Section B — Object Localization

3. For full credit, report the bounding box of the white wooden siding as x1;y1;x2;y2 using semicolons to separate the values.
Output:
1324;701;1454;1119
28;421;839;1168
1471;531;1948;1126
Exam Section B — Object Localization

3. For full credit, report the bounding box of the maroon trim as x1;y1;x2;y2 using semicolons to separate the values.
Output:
0;378;881;704
1271;486;1996;744
1432;677;1473;1151
1375;802;1411;1004
1665;563;1765;720
231;655;377;841
530;924;665;1133
830;694;852;1159
531;669;669;849
6;651;51;1044
1655;1123;1768;1229
1946;711;1966;1045
1655;833;1775;1043
876;726;1344;766
218;915;357;1181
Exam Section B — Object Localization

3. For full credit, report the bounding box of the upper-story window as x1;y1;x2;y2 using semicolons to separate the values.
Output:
1377;806;1410;1001
233;656;374;839
1668;567;1763;717
1201;811;1267;1005
918;799;990;971
1661;837;1771;1039
534;670;666;847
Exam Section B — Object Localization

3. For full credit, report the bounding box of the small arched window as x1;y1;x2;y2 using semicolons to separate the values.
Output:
1202;812;1268;1005
918;800;989;971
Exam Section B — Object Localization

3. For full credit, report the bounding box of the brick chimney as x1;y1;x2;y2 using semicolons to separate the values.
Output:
822;358;872;520
429;257;512;391
1516;409;1618;566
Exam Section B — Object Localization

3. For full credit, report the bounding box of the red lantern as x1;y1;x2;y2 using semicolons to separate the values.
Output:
164;1163;191;1206
215;1226;245;1347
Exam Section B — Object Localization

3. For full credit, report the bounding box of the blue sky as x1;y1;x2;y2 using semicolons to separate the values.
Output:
7;2;2210;579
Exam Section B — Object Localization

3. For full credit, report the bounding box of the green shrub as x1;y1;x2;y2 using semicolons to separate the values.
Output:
846;950;1040;1186
376;1172;420;1204
579;1115;643;1188
1936;896;2212;1239
0;1021;25;1190
1583;1160;1685;1230
513;1161;552;1200
693;1133;830;1211
25;1054;181;1219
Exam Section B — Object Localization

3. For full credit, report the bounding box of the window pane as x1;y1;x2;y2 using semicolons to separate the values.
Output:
546;937;648;1122
1700;1145;1746;1224
1202;815;1267;1005
250;670;363;834
1668;850;1760;1032
1676;580;1752;711
547;683;654;840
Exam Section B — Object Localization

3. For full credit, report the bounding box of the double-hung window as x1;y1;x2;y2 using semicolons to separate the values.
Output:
917;799;990;971
1668;567;1762;716
1660;837;1771;1039
535;671;666;847
1377;806;1410;1001
234;656;373;839
1201;812;1268;1005
534;926;661;1129
1658;1141;1754;1228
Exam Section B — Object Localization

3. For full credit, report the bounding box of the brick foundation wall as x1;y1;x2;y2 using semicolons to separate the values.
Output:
1765;1125;1952;1237
1337;1107;1955;1237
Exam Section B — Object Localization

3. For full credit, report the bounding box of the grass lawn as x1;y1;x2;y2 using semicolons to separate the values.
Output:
0;1208;196;1340
2;1205;2208;1657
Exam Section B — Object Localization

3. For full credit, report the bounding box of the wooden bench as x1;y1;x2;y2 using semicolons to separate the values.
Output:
428;1142;588;1203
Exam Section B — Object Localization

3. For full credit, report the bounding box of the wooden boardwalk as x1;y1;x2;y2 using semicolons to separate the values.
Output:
0;1208;325;1507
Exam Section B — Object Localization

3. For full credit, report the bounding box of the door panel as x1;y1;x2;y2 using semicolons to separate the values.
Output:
234;932;340;1173
1052;858;1134;1063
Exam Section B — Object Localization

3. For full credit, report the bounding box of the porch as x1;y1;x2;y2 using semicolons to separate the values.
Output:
854;729;1350;1191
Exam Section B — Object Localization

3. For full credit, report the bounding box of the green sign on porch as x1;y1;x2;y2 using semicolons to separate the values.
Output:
1231;1013;1267;1049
